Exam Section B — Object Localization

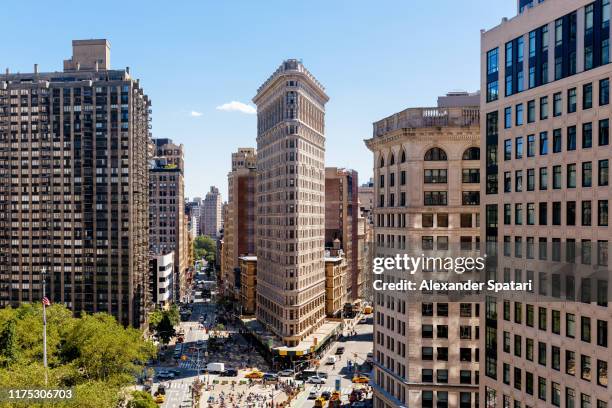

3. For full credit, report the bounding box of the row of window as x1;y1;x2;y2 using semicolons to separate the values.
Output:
503;122;610;161
502;199;609;227
504;81;610;129
503;161;609;192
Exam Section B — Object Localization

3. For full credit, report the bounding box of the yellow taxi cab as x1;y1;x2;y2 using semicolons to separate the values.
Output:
154;394;165;404
245;370;264;379
352;375;370;384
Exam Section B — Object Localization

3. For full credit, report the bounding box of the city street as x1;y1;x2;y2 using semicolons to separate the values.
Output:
290;316;374;407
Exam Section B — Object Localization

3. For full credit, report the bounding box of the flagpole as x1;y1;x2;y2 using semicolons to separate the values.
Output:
42;267;48;386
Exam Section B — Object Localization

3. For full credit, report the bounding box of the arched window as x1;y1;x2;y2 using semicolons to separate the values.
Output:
379;156;385;167
390;153;395;165
401;150;406;163
424;147;447;161
462;147;480;160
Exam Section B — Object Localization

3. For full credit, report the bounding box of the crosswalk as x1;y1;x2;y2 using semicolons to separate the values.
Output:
178;360;205;370
306;385;354;395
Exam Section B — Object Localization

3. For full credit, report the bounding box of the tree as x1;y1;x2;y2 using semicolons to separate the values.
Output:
0;318;17;367
155;314;175;345
128;390;158;408
193;235;217;262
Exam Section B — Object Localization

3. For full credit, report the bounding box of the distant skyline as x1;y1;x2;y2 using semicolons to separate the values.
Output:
1;0;516;198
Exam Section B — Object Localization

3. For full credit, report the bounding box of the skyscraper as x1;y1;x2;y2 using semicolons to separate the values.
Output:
253;59;329;346
149;138;188;303
481;1;611;406
222;147;257;298
0;39;151;327
365;92;481;407
201;186;222;238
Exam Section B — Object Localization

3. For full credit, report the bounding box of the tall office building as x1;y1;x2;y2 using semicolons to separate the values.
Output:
0;39;151;327
253;59;329;346
365;93;481;407
201;186;222;238
325;167;362;300
149;138;188;302
481;1;610;406
222;147;257;298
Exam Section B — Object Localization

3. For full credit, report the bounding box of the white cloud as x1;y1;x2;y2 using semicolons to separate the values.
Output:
216;101;256;115
190;111;203;117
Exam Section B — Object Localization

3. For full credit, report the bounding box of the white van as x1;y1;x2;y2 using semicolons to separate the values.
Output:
326;356;337;365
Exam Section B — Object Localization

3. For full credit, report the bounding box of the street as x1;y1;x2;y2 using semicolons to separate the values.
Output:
146;261;373;408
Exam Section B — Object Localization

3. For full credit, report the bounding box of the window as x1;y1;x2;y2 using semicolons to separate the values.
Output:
422;213;434;227
516;104;524;126
538;376;546;400
516;136;524;159
600;78;610;106
422;302;434;315
515;203;523;225
581;355;592;381
504;107;512;128
584;83;593;109
582;200;592;226
424;148;447;161
599;119;609;146
539;202;547;225
504;139;512;160
422;236;434;250
598;320;608;347
597;200;608;227
583;162;592;187
422;324;433;338
597;360;608;387
424;191;447;206
540;167;548;190
527;134;535;156
553;129;562;153
582;316;592;343
422;369;433;383
424;169;448;183
462;147;480;160
540;131;548;155
553;92;562;116
504;171;511;192
460;213;472;228
527;100;535;122
462;169;480;183
527;168;535;191
553;165;562;189
600;160;609;186
460;348;471;362
437;213;449;227
568;88;577;112
553;202;561;225
462;191;480;205
568;164;577;187
515;170;523;192
422;347;433;360
527;203;535;225
567;202;576;225
568;125;577;150
540;96;549;119
487;48;499;102
567;350;576;375
583;123;593;148
504;204;511;225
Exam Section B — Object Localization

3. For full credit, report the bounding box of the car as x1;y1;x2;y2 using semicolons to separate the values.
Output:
306;376;326;384
351;402;367;407
277;369;294;377
308;390;318;400
154;394;165;404
245;370;264;379
352;375;369;384
263;373;278;381
366;352;374;363
321;391;331;400
335;346;345;355
326;356;337;365
221;368;238;377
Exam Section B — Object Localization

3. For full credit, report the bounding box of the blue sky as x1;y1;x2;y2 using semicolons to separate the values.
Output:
2;0;515;199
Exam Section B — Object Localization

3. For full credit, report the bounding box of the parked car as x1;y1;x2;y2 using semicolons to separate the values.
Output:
308;390;318;399
277;369;294;377
306;376;326;384
245;370;264;379
321;391;331;400
366;352;374;363
335;346;345;355
326;356;337;365
352;375;369;384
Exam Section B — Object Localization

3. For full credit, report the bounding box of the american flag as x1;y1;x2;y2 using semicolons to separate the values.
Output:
42;297;50;306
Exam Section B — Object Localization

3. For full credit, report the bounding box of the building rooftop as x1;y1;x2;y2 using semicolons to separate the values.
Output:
255;59;326;98
371;106;480;137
